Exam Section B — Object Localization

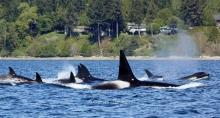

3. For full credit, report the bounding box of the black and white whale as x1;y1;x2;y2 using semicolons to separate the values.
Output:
56;72;75;84
144;69;163;80
76;63;105;82
179;72;209;81
53;71;92;89
55;64;105;84
92;50;180;90
5;67;43;84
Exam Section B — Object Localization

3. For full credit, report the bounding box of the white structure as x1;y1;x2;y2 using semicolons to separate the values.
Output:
127;22;146;34
160;26;178;35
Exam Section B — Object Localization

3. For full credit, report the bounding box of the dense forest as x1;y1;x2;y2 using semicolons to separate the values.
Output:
0;0;220;57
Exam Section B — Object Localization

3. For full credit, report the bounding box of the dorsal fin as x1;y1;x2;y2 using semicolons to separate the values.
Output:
69;72;75;82
76;65;81;76
144;69;154;78
35;72;43;83
76;63;92;81
8;67;16;76
118;50;138;82
79;64;91;77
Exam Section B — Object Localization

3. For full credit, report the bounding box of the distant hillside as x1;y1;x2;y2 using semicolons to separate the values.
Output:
0;0;220;57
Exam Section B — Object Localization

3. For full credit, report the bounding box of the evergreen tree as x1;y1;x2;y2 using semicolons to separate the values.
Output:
15;2;38;39
64;0;85;38
129;0;145;24
145;0;159;23
181;0;204;26
0;20;18;56
88;0;123;40
0;0;21;21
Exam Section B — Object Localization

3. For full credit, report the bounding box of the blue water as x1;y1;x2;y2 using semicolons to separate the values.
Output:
0;60;219;117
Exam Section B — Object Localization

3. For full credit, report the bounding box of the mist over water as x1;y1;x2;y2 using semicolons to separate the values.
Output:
152;31;201;78
57;65;77;79
155;31;200;57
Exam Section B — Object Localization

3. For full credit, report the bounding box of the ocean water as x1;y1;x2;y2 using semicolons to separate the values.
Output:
0;59;219;118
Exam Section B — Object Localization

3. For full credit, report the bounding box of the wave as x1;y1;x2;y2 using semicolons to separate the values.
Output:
42;78;91;89
138;75;150;81
152;82;204;89
138;76;164;81
175;82;205;89
0;80;17;86
58;83;91;89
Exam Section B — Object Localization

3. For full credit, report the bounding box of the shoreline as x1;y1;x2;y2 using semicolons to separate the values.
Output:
1;56;220;60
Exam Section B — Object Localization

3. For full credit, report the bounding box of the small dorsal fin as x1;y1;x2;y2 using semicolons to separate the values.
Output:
69;72;75;82
8;67;16;76
144;69;154;78
35;72;43;83
118;50;138;82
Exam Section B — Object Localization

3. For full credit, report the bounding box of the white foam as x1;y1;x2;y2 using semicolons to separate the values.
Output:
75;77;83;83
152;82;204;89
42;78;57;84
138;75;164;81
188;76;209;81
138;75;150;81
156;78;164;81
175;82;204;89
56;65;83;83
54;82;91;89
57;65;77;80
42;78;90;89
0;79;17;85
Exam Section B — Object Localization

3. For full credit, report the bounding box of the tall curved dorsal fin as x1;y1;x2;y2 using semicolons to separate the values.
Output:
79;63;91;77
69;72;75;82
118;50;137;82
8;67;16;76
76;65;81;77
144;69;154;78
77;63;92;81
35;72;43;83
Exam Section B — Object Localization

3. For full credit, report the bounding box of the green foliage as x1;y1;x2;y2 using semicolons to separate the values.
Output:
121;0;132;23
38;15;53;34
15;2;38;39
87;0;123;39
1;1;220;57
79;12;90;26
206;27;220;43
0;20;18;56
129;0;145;24
180;0;204;26
36;43;58;57
157;8;173;25
144;0;159;22
171;0;182;15
106;34;151;56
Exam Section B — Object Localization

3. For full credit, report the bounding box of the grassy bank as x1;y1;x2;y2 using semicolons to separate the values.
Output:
8;32;153;57
4;26;220;57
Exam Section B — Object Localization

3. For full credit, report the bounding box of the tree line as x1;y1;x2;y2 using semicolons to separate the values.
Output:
0;0;219;56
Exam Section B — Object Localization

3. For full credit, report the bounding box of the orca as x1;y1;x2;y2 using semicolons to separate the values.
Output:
76;63;105;82
179;72;209;81
57;72;76;84
7;67;43;83
144;69;163;80
92;50;179;90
